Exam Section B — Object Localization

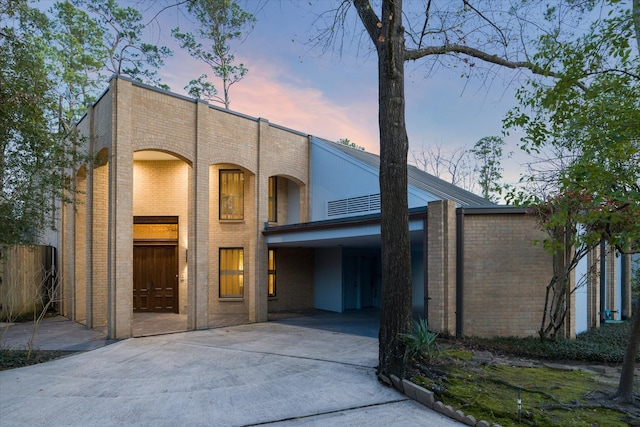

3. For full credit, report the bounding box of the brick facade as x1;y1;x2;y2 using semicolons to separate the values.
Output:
61;77;310;339
425;201;557;338
60;76;581;341
461;211;552;337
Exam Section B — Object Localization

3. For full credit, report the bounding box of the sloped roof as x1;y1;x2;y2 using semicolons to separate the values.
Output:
317;138;494;207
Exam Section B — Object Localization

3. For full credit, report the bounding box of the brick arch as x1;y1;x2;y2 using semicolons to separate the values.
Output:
77;164;87;179
133;149;193;167
95;147;109;167
209;159;256;177
268;173;308;224
132;151;191;318
271;173;306;188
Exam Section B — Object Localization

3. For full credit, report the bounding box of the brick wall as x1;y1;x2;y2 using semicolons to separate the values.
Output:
267;248;315;312
131;86;196;160
462;212;553;337
208;164;256;319
427;200;457;335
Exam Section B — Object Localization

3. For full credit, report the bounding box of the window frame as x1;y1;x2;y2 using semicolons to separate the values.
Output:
268;249;276;297
219;247;244;299
268;176;277;223
219;169;244;220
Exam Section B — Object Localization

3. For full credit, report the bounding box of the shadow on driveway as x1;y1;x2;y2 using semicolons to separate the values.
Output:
270;308;381;339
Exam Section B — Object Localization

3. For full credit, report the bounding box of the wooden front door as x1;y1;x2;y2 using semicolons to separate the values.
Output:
133;245;178;313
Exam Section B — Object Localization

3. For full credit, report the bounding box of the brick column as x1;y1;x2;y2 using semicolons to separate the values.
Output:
60;188;74;318
427;200;457;335
251;118;270;323
189;100;210;330
107;78;134;339
74;175;87;323
85;106;94;328
91;158;109;328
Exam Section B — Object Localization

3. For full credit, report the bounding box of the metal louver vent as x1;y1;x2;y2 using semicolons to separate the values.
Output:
327;199;348;216
327;193;381;216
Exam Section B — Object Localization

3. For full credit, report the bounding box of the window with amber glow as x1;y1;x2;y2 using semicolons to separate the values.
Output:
268;176;277;222
219;248;244;298
220;170;244;220
268;249;276;297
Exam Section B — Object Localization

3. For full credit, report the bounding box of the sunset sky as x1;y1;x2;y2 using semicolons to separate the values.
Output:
40;0;536;185
139;0;536;185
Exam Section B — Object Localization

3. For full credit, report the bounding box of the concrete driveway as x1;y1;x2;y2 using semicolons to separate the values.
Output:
0;320;461;426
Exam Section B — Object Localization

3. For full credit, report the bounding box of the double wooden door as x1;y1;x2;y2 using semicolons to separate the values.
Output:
133;245;178;313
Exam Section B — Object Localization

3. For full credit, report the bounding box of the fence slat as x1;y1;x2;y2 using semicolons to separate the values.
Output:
0;245;54;321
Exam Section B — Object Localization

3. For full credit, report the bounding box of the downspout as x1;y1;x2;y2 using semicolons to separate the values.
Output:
255;118;263;323
456;207;464;337
600;239;606;323
423;209;429;321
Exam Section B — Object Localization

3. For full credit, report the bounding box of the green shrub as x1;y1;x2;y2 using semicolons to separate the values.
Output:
399;318;439;362
452;321;638;363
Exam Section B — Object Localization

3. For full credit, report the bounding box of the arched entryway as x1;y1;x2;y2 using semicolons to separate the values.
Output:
132;150;190;335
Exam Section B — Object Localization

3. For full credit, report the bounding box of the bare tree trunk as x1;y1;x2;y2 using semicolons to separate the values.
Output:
614;288;640;404
354;0;413;378
0;142;5;201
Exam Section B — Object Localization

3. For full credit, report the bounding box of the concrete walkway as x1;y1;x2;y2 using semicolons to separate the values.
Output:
0;316;461;426
0;315;113;351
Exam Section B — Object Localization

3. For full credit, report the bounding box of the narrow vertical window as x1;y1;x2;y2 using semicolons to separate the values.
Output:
268;249;276;297
220;170;244;220
268;176;277;222
219;248;244;298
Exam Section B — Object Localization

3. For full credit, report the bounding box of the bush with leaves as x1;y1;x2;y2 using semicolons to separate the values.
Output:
399;318;439;362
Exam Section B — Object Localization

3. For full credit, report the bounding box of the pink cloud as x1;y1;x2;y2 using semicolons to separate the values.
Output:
164;55;380;154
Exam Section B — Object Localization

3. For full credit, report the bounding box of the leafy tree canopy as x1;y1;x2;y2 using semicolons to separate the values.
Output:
1;0;69;243
173;0;255;108
506;0;640;255
504;0;639;403
75;0;173;90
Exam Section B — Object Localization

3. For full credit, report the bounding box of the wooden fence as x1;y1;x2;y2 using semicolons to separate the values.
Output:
0;245;57;321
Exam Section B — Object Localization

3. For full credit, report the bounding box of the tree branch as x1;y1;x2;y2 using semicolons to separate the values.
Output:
144;0;192;27
353;0;381;47
587;68;640;82
462;0;507;47
405;43;587;90
417;0;432;49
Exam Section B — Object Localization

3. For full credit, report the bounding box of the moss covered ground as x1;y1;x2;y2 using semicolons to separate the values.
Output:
408;321;640;426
